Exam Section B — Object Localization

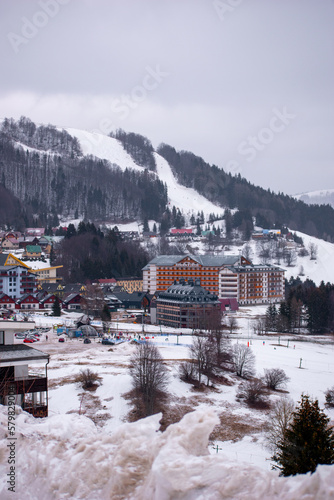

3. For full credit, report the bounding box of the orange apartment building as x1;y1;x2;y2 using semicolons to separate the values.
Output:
143;255;285;305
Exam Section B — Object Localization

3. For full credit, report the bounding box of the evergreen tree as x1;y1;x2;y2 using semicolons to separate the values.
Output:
272;395;334;476
196;218;201;236
52;296;61;317
266;304;277;331
101;303;111;321
143;217;149;232
65;223;77;239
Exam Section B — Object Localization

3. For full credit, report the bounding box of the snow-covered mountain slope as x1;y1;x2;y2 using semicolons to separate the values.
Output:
153;152;224;217
65;127;224;218
64;127;144;172
294;189;334;208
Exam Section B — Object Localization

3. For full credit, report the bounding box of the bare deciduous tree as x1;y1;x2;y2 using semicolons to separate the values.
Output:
226;315;238;335
283;248;297;267
243;243;253;261
190;335;216;386
129;342;168;415
232;343;256;379
263;368;290;391
266;397;295;452
208;330;232;367
236;379;269;407
81;284;105;316
179;360;196;382
252;317;267;335
325;387;334;408
308;242;318;260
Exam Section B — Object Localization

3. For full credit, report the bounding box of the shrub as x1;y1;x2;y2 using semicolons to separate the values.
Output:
236;379;269;408
76;368;101;390
263;368;290;391
179;361;196;382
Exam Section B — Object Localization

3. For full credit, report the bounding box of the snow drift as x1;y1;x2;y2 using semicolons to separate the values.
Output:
0;406;333;499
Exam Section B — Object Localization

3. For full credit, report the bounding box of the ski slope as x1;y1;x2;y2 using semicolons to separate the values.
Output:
154;152;224;218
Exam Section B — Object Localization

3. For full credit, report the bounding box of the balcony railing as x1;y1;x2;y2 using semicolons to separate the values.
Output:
0;375;47;396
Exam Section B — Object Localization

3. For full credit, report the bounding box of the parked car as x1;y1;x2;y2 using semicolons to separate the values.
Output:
101;338;115;345
26;335;40;341
15;333;26;339
83;338;91;344
23;338;35;343
58;337;65;343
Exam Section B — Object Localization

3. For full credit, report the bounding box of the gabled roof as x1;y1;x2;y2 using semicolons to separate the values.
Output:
3;254;30;268
0;293;15;302
63;293;82;303
16;293;39;304
40;293;61;304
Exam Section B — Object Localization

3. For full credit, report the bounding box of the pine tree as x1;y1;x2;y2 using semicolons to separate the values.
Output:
272;395;334;476
266;304;277;332
52;296;62;317
101;303;111;321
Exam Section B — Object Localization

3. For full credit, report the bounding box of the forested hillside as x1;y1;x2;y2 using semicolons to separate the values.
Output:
0;118;167;225
53;223;148;283
157;144;334;241
1;117;334;242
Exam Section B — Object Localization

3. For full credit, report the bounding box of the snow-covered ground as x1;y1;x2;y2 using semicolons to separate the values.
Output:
1;310;333;499
238;230;334;286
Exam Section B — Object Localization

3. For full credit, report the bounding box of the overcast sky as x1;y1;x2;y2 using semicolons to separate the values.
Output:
1;0;333;195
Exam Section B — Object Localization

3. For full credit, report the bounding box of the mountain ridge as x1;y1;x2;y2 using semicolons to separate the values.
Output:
1;116;334;242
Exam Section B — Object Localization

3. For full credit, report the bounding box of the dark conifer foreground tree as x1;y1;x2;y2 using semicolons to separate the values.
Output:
272;395;334;476
52;296;62;317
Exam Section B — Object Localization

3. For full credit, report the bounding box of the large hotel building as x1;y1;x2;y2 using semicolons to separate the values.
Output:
143;255;285;305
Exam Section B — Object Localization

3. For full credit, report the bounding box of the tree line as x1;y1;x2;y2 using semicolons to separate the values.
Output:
53;223;149;283
157;143;334;241
260;278;334;334
0;119;167;224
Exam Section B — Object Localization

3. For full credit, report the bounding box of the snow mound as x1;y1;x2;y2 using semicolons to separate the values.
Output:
1;406;333;499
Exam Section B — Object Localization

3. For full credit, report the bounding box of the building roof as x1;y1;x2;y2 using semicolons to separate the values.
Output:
63;293;82;303
229;263;285;273
143;254;241;270
0;254;9;266
16;293;39;304
157;279;219;303
0;293;15;302
116;277;142;282
0;344;49;363
25;245;42;253
25;228;45;237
